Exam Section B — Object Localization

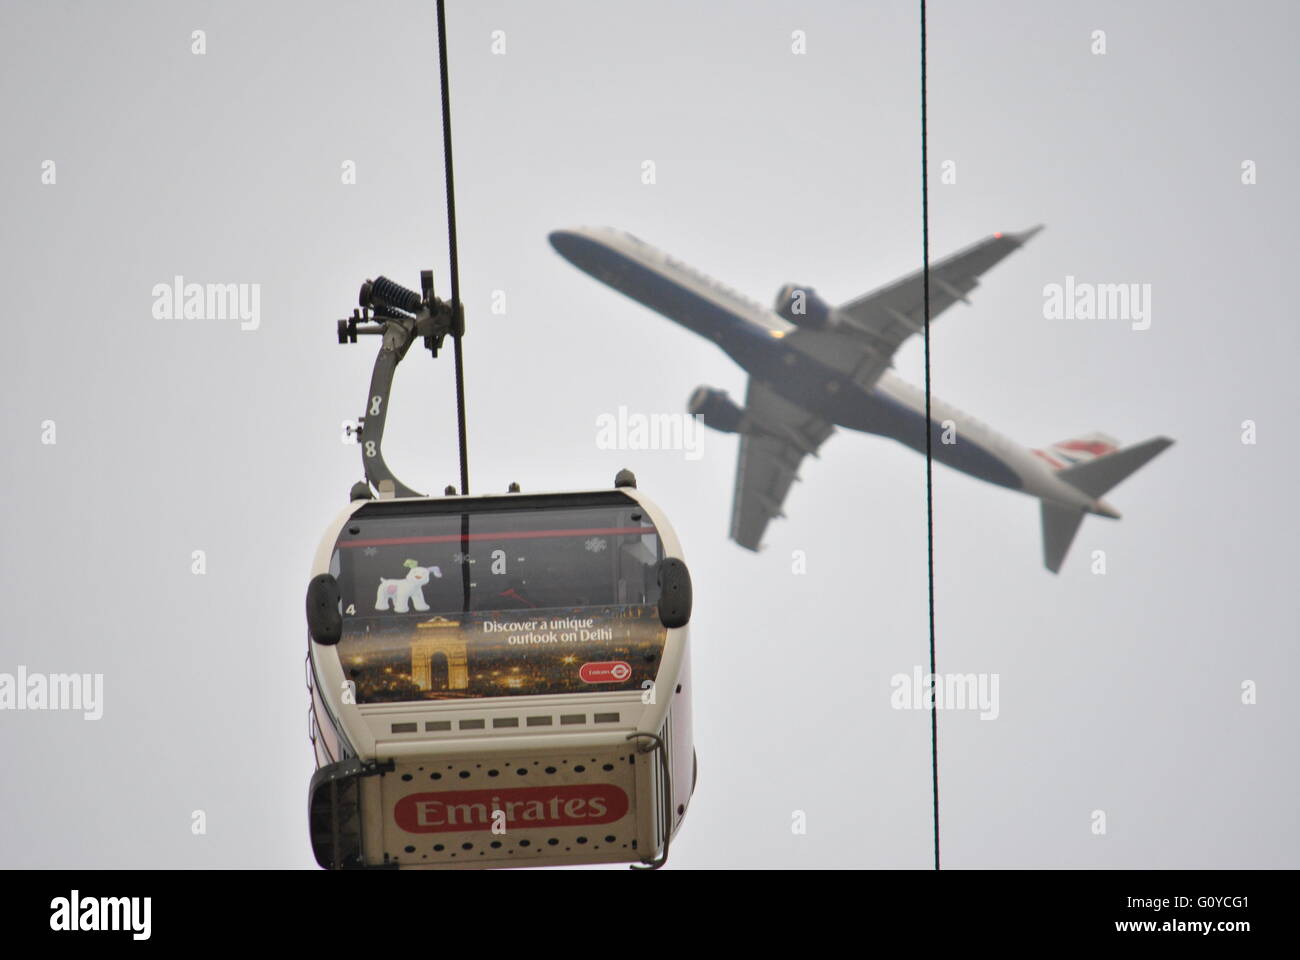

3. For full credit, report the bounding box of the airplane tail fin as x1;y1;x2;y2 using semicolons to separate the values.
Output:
1034;431;1119;469
1039;435;1175;573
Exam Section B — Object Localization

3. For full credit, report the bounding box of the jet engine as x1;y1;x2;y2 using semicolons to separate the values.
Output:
773;283;832;329
688;386;744;434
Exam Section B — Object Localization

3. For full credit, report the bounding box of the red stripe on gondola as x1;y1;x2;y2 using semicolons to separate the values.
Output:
339;525;654;548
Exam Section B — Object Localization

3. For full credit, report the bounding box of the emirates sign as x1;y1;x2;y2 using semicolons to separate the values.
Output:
395;784;630;833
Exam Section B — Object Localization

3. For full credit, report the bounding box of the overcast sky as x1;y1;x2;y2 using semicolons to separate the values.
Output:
0;0;1295;868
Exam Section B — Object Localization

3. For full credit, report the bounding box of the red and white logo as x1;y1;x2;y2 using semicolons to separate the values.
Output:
579;660;632;683
394;784;630;834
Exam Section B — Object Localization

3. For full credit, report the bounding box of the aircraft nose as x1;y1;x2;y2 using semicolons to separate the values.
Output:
548;229;580;257
549;228;597;270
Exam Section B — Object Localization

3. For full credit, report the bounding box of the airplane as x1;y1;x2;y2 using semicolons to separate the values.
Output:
548;226;1172;572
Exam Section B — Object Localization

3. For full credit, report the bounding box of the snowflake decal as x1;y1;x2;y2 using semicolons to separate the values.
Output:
585;537;608;553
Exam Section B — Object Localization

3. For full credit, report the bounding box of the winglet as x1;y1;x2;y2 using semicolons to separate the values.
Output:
1005;224;1045;246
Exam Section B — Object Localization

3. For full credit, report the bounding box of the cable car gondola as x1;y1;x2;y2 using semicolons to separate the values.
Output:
305;272;695;869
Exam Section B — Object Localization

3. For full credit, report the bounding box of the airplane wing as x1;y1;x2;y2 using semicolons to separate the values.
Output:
831;227;1043;358
728;228;1040;549
730;379;835;550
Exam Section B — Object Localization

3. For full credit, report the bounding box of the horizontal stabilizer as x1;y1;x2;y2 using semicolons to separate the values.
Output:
1041;502;1086;574
1057;436;1174;499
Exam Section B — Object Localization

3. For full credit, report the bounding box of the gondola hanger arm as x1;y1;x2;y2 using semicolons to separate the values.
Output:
335;270;464;499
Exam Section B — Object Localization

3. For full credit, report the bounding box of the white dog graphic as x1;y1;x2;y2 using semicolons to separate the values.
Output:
375;559;442;613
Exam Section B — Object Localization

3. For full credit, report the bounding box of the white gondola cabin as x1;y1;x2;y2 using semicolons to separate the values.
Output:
306;479;694;869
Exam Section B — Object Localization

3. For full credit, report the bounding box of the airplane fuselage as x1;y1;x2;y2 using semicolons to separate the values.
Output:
550;227;1102;514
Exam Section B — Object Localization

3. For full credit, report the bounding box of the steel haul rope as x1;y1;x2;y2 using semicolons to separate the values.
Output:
919;0;941;872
